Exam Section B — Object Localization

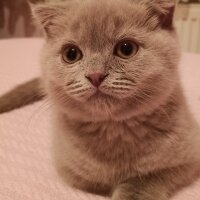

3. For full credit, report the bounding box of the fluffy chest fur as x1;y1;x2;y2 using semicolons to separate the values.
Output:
52;92;199;194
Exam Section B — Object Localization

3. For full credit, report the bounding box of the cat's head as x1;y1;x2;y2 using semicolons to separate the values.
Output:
31;0;180;122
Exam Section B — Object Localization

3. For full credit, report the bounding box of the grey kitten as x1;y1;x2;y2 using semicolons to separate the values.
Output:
1;0;200;200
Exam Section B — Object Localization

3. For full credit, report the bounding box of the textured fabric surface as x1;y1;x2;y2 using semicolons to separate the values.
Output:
0;39;200;200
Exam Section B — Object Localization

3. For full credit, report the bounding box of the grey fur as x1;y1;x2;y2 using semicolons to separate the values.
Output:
0;78;45;113
35;0;200;199
1;1;200;200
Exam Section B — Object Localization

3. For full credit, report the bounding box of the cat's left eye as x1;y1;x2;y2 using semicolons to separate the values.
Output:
62;45;82;64
114;40;138;59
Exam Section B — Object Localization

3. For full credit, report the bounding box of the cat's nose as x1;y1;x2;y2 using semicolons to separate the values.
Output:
86;73;107;87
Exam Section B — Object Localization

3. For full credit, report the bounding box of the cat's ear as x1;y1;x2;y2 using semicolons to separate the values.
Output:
146;0;176;29
29;2;66;38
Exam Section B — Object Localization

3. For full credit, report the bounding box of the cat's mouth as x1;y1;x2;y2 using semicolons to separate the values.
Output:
88;90;112;101
91;90;106;98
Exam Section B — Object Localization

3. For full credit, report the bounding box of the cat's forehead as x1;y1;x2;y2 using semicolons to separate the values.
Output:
33;0;175;49
64;0;147;50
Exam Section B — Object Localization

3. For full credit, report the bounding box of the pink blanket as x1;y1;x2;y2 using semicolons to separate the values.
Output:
0;39;200;200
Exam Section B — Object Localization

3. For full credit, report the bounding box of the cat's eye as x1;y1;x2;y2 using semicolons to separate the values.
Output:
114;40;138;59
62;45;82;64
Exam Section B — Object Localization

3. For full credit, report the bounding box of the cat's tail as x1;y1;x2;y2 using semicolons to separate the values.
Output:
0;78;45;114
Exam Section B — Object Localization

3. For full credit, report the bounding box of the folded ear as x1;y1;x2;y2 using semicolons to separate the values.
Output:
29;2;66;38
146;0;176;30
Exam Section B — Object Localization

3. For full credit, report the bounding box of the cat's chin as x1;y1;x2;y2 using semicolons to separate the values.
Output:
88;91;115;101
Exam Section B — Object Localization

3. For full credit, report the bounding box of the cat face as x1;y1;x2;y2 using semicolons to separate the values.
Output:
32;0;180;121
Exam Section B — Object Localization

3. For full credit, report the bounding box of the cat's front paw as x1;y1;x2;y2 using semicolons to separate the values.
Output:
112;182;168;200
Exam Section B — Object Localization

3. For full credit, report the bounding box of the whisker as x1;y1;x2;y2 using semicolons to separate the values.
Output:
27;99;52;130
116;78;136;84
67;84;83;91
112;82;135;87
70;88;91;95
106;86;131;91
66;81;80;87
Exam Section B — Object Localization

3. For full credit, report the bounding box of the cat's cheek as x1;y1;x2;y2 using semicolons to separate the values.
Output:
99;84;136;100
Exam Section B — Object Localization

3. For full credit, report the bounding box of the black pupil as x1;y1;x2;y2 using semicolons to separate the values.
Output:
120;43;133;56
67;48;78;61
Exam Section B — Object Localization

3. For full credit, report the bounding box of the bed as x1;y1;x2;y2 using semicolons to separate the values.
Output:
0;38;200;200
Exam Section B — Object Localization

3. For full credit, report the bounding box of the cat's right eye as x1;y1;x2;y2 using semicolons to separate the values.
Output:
62;45;82;64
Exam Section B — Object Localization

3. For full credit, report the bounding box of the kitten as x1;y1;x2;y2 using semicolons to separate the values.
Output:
2;0;200;200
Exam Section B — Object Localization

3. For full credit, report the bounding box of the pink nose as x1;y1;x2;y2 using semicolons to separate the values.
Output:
86;73;107;87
